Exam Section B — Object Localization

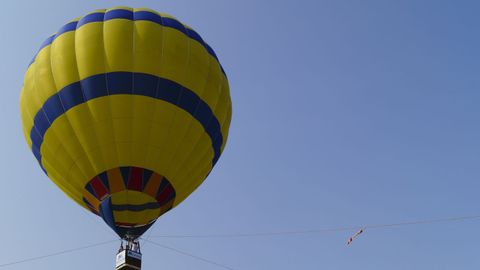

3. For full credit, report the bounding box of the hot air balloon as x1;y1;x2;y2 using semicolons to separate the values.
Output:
19;7;231;269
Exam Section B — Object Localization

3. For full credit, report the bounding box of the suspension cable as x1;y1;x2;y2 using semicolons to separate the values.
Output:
0;239;117;268
148;214;480;239
143;239;238;270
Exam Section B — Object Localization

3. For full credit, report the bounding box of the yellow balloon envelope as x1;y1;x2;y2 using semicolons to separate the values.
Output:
19;7;232;238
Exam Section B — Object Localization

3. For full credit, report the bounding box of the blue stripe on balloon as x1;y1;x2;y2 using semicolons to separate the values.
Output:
43;94;65;123
58;82;85;109
30;129;45;172
106;72;133;94
30;128;43;150
77;12;104;28
55;21;78;39
99;198;117;234
30;72;223;174
33;111;49;137
31;144;42;164
162;17;187;34
133;10;162;25
132;73;157;97
119;166;131;187
81;74;108;99
111;202;160;212
186;28;204;45
104;9;133;21
29;9;226;77
141;169;153;190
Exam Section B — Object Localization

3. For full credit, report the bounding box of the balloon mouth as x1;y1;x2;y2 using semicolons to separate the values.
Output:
82;166;175;238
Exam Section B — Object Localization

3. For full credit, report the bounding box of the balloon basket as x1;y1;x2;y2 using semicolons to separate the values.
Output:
115;238;142;270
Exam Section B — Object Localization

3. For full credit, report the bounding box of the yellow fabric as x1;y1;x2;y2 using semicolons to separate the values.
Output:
111;191;161;225
19;7;232;226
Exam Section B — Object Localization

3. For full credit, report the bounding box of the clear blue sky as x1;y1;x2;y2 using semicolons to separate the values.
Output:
1;0;479;269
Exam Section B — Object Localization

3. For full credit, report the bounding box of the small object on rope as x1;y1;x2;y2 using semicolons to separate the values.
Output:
347;228;364;245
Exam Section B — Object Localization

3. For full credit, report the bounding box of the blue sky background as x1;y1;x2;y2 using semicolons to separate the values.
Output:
1;0;479;269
